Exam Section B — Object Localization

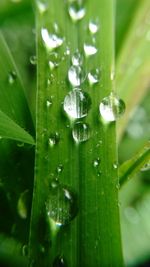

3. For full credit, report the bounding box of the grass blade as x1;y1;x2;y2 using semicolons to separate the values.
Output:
0;109;35;145
119;141;150;186
116;0;150;140
0;32;34;134
29;1;123;266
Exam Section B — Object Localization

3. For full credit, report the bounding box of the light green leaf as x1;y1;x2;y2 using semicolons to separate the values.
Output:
0;109;35;145
119;141;150;186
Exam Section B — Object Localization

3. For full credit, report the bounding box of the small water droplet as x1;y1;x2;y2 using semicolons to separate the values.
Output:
88;68;100;85
64;46;70;56
53;255;67;267
51;178;59;188
46;99;52;107
46;185;78;227
113;162;118;169
72;122;90;143
22;244;28;257
30;55;37;65
8;71;17;84
56;164;63;174
68;65;85;87
17;190;29;219
71;50;83;66
63;88;91;120
48;133;60;147
41;28;64;51
99;93;125;122
93;158;100;167
83;43;97;57
37;0;48;14
68;2;86;22
141;162;150;172
88;20;99;34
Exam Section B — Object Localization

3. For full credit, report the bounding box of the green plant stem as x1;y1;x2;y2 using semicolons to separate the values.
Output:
29;1;124;266
119;141;150;186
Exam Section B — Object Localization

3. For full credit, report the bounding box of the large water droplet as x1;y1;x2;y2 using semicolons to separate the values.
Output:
63;88;91;120
46;185;78;227
53;255;67;267
48;133;60;147
71;50;83;66
99;93;125;122
88;68;100;85
72;122;90;143
41;28;64;51
83;43;97;57
68;65;85;87
68;2;86;22
17;190;29;219
8;71;17;84
88;20;99;34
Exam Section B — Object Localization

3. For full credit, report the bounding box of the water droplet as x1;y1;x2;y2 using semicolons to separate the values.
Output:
53;255;67;267
51;178;59;188
17;190;29;219
48;133;60;147
46;185;78;227
113;162;118;169
68;2;86;22
71;50;83;66
89;20;99;34
22;245;28;257
37;0;48;14
56;164;63;174
68;65;85;87
93;158;100;167
141;162;150;172
72;122;90;143
83;43;97;57
63;88;91;120
88;68;100;85
46;99;52;107
41;28;64;51
8;71;17;84
30;55;37;65
99;93;125;122
64;46;70;56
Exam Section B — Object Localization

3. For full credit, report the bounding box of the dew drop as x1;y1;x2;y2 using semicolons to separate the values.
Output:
83;43;97;57
63;88;91;120
8;71;17;84
41;28;64;51
141;162;150;172
37;0;48;14
30;55;37;65
17;190;29;219
68;2;86;22
46;185;78;227
48;133;60;147
93;158;100;167
88;20;99;34
71;50;83;66
56;164;63;174
88;68;100;85
113;162;118;169
72;122;90;143
68;65;85;87
99;93;125;122
46;99;52;108
22;244;28;257
53;255;67;267
51;178;59;189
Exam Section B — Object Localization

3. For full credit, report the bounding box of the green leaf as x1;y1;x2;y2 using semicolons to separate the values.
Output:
0;31;34;134
119;141;150;186
29;1;123;266
117;0;150;140
0;109;35;145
